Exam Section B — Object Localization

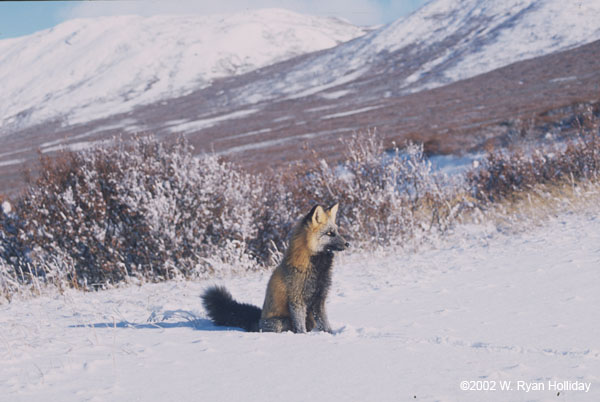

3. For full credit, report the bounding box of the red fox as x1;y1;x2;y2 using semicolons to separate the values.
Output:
201;203;349;333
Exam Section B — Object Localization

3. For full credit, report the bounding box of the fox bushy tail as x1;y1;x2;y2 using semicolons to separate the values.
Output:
201;286;262;332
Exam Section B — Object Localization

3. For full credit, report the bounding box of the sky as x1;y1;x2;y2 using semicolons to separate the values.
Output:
0;0;427;39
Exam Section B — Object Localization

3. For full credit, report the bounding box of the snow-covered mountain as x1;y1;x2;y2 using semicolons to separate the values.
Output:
2;0;600;194
0;9;367;132
3;0;599;136
231;0;600;103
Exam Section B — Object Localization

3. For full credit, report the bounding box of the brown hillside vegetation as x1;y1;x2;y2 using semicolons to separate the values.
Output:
0;40;599;195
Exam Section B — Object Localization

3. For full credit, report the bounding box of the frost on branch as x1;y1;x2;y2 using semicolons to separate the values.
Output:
2;126;599;299
1;137;266;295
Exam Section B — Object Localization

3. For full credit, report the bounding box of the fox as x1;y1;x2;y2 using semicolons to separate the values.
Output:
201;203;349;333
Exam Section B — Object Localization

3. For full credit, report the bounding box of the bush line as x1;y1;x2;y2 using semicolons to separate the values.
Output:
1;124;599;300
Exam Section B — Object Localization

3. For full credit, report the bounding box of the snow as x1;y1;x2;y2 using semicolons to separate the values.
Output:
387;0;600;86
0;159;25;168
437;0;600;84
285;67;369;100
429;152;485;175
401;0;600;86
0;201;10;214
304;104;339;113
215;128;273;143
0;148;31;159
41;139;113;154
549;75;578;84
235;0;600;102
0;9;367;134
271;115;293;123
218;127;351;155
3;1;598;138
2;208;599;401
321;104;386;120
166;109;259;134
319;89;352;100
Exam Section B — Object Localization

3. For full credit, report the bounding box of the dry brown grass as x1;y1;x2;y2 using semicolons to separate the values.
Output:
476;180;600;236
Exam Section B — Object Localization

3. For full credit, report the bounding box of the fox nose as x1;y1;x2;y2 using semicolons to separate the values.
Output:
345;242;350;248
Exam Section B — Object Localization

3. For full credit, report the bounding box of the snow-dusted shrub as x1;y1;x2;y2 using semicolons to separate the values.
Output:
1;132;472;297
6;126;600;299
3;137;268;291
274;132;469;248
468;131;600;202
0;201;32;300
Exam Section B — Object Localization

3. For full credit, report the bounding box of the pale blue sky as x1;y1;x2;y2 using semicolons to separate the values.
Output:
0;0;427;39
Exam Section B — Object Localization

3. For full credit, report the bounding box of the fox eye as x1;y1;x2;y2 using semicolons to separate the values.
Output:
326;231;335;237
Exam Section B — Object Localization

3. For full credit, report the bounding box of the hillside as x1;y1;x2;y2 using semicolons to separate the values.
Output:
212;0;600;103
0;9;367;133
2;0;600;194
1;37;598;194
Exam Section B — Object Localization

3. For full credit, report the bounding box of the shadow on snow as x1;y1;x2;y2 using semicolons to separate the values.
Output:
69;309;245;332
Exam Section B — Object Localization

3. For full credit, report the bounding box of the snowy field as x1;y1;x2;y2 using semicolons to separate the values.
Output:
1;209;599;401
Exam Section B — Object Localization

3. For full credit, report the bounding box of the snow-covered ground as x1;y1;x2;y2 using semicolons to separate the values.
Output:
1;209;599;401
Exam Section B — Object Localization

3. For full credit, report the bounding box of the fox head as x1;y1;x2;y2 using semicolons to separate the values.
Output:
302;203;350;254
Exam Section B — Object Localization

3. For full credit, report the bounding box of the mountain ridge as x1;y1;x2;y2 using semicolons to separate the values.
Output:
2;0;600;194
0;8;368;133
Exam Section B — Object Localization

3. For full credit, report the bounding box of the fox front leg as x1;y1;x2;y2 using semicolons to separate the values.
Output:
311;300;333;333
306;311;316;332
288;302;307;333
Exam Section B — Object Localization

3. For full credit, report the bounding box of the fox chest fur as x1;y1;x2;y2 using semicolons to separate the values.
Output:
261;251;333;320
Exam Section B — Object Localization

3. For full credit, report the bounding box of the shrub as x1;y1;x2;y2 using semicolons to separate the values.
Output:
2;124;600;300
468;131;600;202
1;133;469;298
275;133;467;246
1;137;269;295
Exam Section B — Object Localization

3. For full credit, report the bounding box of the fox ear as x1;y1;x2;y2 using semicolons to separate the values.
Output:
307;205;327;226
327;203;339;222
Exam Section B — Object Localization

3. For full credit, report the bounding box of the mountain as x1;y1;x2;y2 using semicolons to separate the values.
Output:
226;0;600;103
2;0;600;194
0;9;368;132
181;38;600;169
